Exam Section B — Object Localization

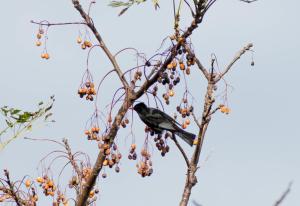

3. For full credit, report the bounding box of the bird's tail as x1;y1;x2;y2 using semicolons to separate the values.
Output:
174;130;196;146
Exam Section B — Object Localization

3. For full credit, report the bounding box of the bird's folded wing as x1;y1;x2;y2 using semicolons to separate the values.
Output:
158;121;176;131
144;112;165;124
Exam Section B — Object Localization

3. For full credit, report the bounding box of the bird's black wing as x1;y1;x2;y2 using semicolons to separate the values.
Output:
148;107;181;131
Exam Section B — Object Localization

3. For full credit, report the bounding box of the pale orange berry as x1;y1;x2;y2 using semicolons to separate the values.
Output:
167;63;173;70
77;37;82;44
36;41;42;46
169;89;175;97
25;179;31;188
47;180;54;187
185;118;190;125
89;190;95;198
131;143;136;150
44;53;50;59
36;177;44;183
179;63;185;70
220;106;227;113
182;123;187;129
36;33;42;39
193;139;198;145
103;159;108;166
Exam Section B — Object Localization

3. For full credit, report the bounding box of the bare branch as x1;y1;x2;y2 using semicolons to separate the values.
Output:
171;134;190;167
30;20;86;26
216;43;253;82
71;0;129;89
274;182;293;206
62;138;82;195
2;170;27;206
191;112;201;129
184;45;209;80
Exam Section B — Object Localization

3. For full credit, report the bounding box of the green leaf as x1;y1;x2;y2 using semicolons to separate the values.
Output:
17;112;32;123
11;109;21;115
109;1;131;7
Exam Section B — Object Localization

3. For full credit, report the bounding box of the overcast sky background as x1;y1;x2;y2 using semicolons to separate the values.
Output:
1;0;299;205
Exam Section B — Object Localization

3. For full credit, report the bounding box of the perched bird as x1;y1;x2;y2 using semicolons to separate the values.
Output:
133;102;196;146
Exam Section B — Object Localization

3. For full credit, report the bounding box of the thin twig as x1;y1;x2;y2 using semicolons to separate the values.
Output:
274;182;293;206
216;43;253;82
171;134;190;167
184;45;209;80
191;112;201;129
30;20;86;26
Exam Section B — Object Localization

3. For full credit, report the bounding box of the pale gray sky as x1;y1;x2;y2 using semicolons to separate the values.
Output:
1;0;299;205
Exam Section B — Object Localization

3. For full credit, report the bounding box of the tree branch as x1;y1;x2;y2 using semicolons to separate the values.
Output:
30;20;86;26
3;170;27;206
71;0;129;89
216;43;253;82
184;45;209;80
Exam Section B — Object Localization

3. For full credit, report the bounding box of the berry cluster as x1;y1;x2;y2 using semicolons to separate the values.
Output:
34;28;50;60
219;104;231;115
137;148;153;177
36;176;56;197
128;143;137;160
176;98;193;129
76;36;92;50
120;118;130;128
84;125;100;141
153;133;170;157
82;167;92;183
53;191;68;206
78;81;96;101
100;142;122;176
157;68;181;105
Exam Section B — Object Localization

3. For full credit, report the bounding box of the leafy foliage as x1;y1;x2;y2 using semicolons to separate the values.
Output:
109;0;159;15
0;96;55;151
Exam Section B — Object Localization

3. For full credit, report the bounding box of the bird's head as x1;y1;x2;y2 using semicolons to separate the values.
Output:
133;102;148;114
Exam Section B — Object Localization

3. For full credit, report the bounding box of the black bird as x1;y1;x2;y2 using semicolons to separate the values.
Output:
133;102;196;146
